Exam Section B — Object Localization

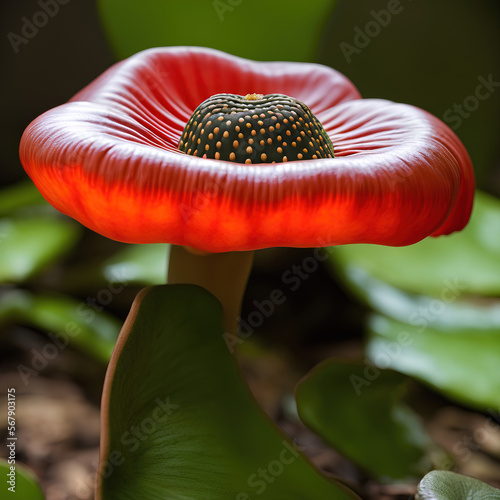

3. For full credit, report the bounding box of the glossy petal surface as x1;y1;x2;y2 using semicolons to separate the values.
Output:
20;47;474;251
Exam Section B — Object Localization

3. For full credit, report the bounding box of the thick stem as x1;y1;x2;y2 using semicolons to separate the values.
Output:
167;245;254;336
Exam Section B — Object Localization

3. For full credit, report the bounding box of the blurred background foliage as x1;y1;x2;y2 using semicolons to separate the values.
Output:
1;0;500;498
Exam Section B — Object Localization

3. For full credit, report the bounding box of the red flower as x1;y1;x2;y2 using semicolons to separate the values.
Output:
20;47;474;252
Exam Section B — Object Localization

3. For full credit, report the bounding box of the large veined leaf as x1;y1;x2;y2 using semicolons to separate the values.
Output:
416;470;500;500
367;314;500;410
98;0;336;62
97;285;359;500
0;290;119;363
0;215;81;283
331;191;500;298
296;359;430;481
318;0;500;181
0;460;45;500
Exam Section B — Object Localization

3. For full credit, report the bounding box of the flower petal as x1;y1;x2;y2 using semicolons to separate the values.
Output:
20;47;474;252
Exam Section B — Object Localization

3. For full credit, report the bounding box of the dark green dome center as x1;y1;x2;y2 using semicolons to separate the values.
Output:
178;93;335;164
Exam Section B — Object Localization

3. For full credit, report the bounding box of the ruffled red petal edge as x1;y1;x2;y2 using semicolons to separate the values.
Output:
20;47;474;252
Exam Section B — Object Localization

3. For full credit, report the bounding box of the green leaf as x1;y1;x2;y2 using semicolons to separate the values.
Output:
296;359;430;481
367;314;500;410
0;459;45;500
416;470;500;500
0;290;119;363
0;216;81;283
0;182;47;216
98;0;335;62
98;285;359;500
103;244;169;285
331;191;500;298
318;0;500;181
329;264;500;331
329;190;500;410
